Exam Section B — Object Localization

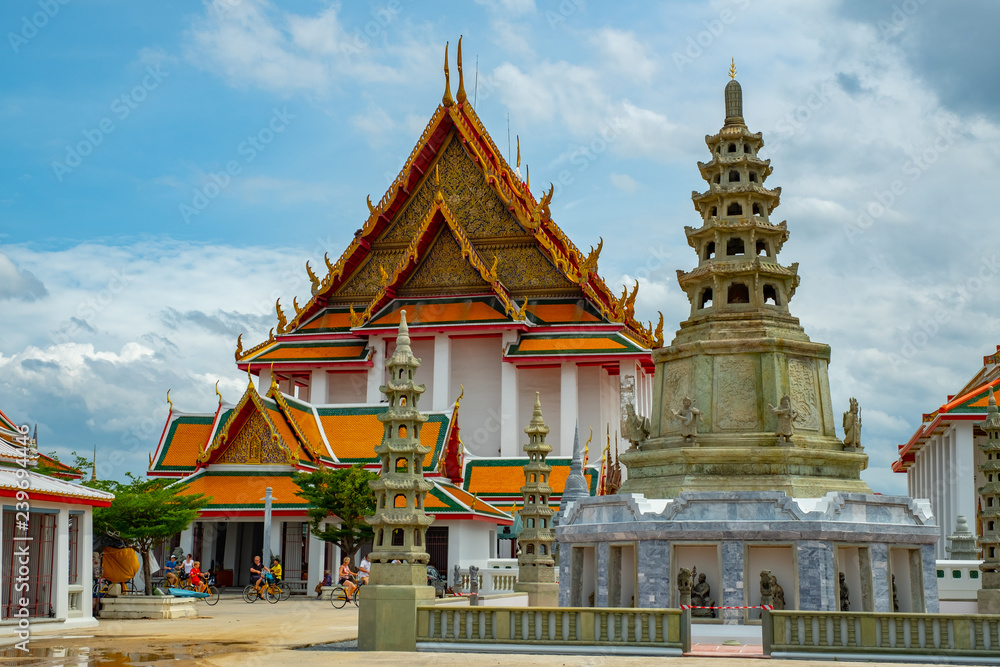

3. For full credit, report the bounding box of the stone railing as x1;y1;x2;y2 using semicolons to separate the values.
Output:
765;610;1000;662
485;570;518;593
67;584;84;617
453;563;557;595
417;606;688;654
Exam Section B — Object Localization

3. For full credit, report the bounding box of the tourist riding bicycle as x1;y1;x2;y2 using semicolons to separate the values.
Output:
338;556;358;599
250;555;267;595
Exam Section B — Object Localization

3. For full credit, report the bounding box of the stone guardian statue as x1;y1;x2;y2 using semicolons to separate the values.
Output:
759;570;774;607
770;573;785;610
839;572;850;611
768;395;797;445
842;397;862;452
671;397;702;446
623;402;650;449
677;567;692;607
691;572;716;618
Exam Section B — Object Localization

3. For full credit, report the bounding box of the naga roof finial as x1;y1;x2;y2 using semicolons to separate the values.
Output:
456;35;467;104
442;41;454;107
166;389;174;412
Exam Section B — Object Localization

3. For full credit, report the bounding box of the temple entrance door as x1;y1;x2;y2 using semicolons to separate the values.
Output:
232;522;263;587
426;527;448;574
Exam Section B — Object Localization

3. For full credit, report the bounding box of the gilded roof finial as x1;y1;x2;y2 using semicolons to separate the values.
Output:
215;380;223;405
729;58;736;80
269;362;278;390
456;384;465;405
442;41;454;107
516;135;521;168
435;164;443;203
166;389;174;412
246;364;253;385
456;35;467;104
526;164;530;189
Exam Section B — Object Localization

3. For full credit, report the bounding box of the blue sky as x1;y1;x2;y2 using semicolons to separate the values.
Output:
1;0;999;494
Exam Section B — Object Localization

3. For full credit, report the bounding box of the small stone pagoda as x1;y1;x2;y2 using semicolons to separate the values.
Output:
620;64;870;499
359;310;436;651
514;393;558;606
978;388;1000;613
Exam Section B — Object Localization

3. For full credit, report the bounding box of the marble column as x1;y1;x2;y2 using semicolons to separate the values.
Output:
257;367;272;395
365;336;384;404
55;509;69;619
310;369;328;404
954;421;977;530
637;540;670;608
797;540;835;611
81;510;95;621
720;541;744;624
919;544;939;613
560;363;579;456
306;528;324;595
870;543;891;612
500;332;519;457
596;542;610;607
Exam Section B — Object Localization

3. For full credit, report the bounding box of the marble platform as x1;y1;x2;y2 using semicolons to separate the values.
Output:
557;491;940;623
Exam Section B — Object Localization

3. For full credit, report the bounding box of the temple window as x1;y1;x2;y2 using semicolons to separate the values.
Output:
394;494;407;508
395;457;408;472
728;283;750;304
749;172;758;183
528;495;535;504
398;425;407;438
990;498;995;507
763;284;780;306
392;529;404;546
727;143;736;153
756;240;769;256
714;174;721;184
700;288;713;308
752;203;762;216
727;238;745;255
527;544;535;554
729;170;740;182
727;202;743;216
704;242;715;260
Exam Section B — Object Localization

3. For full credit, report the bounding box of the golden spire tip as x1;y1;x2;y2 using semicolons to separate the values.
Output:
442;41;454;107
729;58;736;80
456;35;467;105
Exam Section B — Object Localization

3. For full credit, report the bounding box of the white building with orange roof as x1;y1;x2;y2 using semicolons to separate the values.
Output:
893;346;1000;558
0;407;114;640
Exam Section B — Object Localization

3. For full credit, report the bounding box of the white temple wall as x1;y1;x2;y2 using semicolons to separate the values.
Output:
450;335;502;457
577;366;603;454
517;366;561;454
327;370;366;404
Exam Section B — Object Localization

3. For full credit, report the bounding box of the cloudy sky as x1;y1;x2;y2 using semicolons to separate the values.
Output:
1;0;998;493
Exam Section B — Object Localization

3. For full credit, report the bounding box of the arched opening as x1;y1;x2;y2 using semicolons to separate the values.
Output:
527;518;535;528
392;528;404;546
400;396;406;406
700;288;713;309
729;170;740;182
526;544;535;555
394;494;407;508
399;369;404;379
398;425;407;438
528;495;535;504
540;519;546;528
377;529;383;546
704;242;715;260
530;473;536;483
540;545;547;555
710;206;717;217
727;283;750;304
763;284;780;306
989;520;996;531
727;143;737;153
716;145;721;154
395;457;408;472
727;202;743;216
726;237;745;256
756;240;769;256
749;172;758;183
752;203;762;216
414;529;422;547
743;144;751;154
713;174;720;184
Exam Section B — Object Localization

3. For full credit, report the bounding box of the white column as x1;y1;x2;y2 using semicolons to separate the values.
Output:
81;510;94;621
366;336;384;404
310;369;328;405
307;529;324;596
934;436;945;559
257;367;272;395
179;526;194;558
500;332;519;457
433;334;451;411
947;431;957;540
560;362;579;456
954;421;977;524
55;509;69;620
269;517;282;563
223;521;238;571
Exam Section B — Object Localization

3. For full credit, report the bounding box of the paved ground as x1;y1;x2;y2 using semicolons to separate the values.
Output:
0;592;955;666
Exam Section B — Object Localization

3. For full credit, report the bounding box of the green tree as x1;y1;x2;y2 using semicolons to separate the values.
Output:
92;473;211;594
293;465;378;561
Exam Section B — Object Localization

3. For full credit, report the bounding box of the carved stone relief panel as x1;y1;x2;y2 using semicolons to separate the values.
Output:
714;356;758;431
788;357;820;432
659;360;692;436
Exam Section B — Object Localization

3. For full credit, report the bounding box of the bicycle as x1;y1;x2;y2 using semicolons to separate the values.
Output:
267;580;292;601
243;583;277;604
183;581;220;605
330;585;358;608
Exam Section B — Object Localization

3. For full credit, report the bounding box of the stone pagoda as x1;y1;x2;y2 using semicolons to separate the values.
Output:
620;65;870;499
359;310;436;652
978;388;1000;613
514;393;558;606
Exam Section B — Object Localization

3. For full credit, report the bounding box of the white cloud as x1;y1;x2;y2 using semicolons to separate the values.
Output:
591;28;657;83
0;253;47;302
610;172;637;193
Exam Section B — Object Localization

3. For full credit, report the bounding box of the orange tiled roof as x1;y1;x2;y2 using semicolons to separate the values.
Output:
251;343;367;362
300;310;353;332
178;471;309;509
463;459;597;497
156;417;216;470
316;408;445;467
369;300;508;327
526;302;601;324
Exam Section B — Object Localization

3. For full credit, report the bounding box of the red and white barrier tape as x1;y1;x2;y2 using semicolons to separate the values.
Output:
681;604;773;610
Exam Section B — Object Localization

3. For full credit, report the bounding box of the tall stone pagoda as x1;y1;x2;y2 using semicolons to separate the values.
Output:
514;393;558;605
620;64;870;498
359;310;436;652
978;388;1000;613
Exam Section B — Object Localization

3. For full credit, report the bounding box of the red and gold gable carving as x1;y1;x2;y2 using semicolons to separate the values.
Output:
215;411;290;464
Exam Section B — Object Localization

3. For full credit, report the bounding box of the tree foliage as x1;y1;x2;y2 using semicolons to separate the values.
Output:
91;473;211;594
293;465;378;560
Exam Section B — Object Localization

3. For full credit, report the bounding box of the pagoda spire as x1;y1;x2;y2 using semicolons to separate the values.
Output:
558;424;591;518
978;387;1000;611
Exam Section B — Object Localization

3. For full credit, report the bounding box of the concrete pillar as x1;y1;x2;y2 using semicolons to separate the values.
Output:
257;367;272;395
500;332;519;457
595;542;610;607
179;526;194;558
268;517;282;563
954;421;977;527
55;509;69;619
307;529;324;596
432;334;450;411
366;336;384;404
223;521;238;572
310;369;328;405
560;363;579;456
81;510;94;621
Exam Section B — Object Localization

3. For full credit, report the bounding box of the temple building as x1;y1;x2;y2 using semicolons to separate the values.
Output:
147;41;618;592
893;345;1000;558
0;406;113;637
